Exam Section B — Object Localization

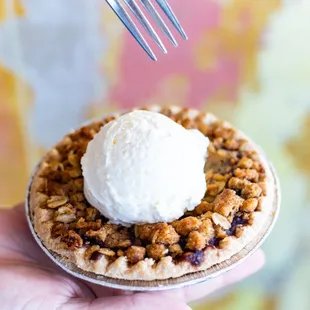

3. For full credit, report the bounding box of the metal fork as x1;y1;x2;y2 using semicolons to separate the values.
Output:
105;0;187;61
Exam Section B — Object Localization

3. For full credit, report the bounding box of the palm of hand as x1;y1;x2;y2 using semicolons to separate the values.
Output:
0;205;264;310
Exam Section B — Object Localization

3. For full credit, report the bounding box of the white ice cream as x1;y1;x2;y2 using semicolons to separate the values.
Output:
81;110;209;226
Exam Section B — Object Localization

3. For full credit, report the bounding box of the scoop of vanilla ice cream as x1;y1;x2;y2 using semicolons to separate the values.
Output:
81;110;209;226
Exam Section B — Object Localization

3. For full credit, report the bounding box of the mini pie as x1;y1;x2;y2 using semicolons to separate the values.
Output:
29;106;274;280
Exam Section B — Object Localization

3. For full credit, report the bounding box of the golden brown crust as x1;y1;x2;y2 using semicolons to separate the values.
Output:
29;106;274;280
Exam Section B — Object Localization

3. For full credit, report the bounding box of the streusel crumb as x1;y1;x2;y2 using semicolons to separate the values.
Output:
126;246;146;264
172;217;202;236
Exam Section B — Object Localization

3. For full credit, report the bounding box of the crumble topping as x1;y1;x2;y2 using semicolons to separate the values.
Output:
34;107;267;267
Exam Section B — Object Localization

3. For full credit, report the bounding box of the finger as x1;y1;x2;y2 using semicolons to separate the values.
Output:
0;204;66;272
155;249;265;303
221;249;265;286
0;204;37;256
0;204;49;261
86;283;134;298
61;294;191;310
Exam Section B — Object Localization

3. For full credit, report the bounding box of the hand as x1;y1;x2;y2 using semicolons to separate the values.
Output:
0;204;264;310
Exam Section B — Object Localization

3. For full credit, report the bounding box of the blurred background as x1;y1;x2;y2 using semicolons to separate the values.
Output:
0;0;310;309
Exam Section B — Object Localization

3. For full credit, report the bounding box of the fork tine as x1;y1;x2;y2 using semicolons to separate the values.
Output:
124;0;167;54
105;0;157;60
156;0;188;40
140;0;178;47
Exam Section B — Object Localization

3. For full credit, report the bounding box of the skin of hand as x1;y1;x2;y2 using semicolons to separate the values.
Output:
0;204;265;310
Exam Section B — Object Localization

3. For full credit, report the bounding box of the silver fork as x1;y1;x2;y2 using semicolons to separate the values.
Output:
105;0;187;61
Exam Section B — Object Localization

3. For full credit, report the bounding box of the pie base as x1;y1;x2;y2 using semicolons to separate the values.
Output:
28;106;278;281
